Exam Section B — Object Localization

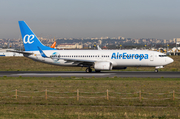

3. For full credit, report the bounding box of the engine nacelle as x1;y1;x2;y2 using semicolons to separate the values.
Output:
94;61;112;70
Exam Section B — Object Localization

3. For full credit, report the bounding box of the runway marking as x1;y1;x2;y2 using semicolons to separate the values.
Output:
13;73;111;76
0;71;179;78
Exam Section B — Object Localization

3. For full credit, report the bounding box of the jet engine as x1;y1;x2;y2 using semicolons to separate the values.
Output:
94;61;113;70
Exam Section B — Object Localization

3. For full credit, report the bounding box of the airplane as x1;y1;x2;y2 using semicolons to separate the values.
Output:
16;21;174;73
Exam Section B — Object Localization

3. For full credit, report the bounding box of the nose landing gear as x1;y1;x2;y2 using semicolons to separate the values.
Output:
154;69;158;73
155;66;163;73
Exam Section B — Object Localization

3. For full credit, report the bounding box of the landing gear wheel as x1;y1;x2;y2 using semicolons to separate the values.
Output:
95;70;101;73
154;69;158;73
86;68;92;73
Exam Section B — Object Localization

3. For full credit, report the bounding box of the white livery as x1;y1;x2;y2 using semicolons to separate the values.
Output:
17;21;174;73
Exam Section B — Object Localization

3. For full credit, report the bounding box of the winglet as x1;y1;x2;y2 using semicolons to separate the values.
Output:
37;47;48;58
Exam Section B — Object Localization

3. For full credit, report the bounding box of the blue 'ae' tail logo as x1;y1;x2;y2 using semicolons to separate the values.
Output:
19;21;56;51
23;34;34;44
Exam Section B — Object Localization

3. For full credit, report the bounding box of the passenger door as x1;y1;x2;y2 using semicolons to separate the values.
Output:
150;53;154;61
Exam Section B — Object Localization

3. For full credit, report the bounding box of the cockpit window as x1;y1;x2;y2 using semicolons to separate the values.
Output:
159;55;167;57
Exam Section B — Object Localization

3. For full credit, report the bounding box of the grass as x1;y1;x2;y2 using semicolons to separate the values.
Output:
0;56;180;118
0;77;180;118
0;56;179;71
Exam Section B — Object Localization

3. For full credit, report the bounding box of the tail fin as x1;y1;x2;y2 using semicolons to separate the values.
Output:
51;41;56;48
18;21;55;51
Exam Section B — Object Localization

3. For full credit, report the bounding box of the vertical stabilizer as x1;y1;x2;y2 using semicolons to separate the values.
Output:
18;21;55;51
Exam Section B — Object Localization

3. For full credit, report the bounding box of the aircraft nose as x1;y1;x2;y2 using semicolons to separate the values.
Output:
167;57;174;64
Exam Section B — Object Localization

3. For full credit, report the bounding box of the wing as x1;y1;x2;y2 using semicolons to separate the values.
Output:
60;58;95;66
6;50;33;55
37;47;95;65
60;58;95;63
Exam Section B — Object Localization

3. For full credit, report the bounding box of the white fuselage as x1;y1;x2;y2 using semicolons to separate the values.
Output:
17;21;174;72
25;49;173;68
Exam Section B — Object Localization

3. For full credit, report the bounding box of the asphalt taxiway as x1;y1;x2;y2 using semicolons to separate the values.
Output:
0;71;180;78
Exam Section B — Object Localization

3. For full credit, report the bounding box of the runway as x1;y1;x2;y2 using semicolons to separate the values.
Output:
0;71;180;78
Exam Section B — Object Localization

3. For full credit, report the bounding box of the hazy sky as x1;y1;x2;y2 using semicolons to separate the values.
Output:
0;0;180;39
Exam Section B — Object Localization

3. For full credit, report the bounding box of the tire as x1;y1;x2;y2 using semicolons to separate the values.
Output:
86;68;89;73
154;69;158;73
86;68;92;73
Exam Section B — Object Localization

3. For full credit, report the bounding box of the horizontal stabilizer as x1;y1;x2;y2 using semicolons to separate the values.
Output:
6;50;33;55
37;47;48;58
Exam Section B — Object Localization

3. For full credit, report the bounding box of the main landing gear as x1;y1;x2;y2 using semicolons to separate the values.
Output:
154;66;163;73
85;68;101;73
86;67;92;73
